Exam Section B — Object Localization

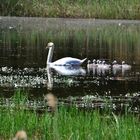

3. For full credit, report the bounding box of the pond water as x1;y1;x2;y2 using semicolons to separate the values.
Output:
0;17;140;112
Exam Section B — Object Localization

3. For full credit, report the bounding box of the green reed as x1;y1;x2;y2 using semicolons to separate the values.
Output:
0;91;139;140
0;0;140;19
0;104;140;139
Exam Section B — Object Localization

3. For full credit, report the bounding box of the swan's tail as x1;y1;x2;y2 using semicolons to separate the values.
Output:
80;58;87;65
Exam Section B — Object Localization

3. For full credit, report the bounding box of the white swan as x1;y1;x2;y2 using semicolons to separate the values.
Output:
112;60;122;69
101;60;111;70
46;42;87;66
87;59;97;69
122;61;131;70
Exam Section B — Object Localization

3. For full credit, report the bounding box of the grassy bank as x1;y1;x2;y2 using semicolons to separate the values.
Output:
1;108;140;140
0;91;140;139
0;0;140;19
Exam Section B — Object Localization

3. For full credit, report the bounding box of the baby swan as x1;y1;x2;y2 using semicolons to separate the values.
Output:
112;60;122;69
96;60;102;68
87;59;97;69
122;61;131;70
102;60;111;69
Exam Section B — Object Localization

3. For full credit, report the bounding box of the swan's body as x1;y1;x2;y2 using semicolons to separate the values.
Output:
112;60;122;69
121;61;131;76
51;65;86;76
101;60;111;70
87;60;97;75
122;61;131;70
96;60;110;70
50;57;86;66
96;60;110;76
112;60;122;75
87;59;97;69
46;42;87;66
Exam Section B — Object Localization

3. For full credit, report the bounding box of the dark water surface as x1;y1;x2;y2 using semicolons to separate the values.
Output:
0;17;140;112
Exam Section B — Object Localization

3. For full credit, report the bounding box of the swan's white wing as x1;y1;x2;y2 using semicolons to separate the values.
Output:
52;57;83;66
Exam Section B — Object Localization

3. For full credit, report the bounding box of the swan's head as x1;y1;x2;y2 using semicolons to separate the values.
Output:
112;60;117;64
87;60;91;64
93;59;96;63
102;60;106;64
97;60;102;64
122;61;125;64
96;60;99;64
46;42;54;49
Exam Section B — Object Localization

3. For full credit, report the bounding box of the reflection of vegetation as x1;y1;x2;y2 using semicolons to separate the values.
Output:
0;91;139;139
0;0;140;19
1;24;140;66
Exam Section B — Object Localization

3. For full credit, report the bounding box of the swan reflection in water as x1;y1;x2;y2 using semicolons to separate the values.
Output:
46;65;86;90
46;67;53;90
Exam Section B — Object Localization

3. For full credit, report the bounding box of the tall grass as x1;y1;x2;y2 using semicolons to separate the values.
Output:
0;91;140;139
0;0;140;19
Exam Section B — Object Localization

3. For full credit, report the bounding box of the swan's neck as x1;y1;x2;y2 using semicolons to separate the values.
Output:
47;46;54;65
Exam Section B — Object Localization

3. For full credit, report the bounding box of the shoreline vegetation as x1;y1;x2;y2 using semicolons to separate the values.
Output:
0;0;140;19
1;108;140;140
1;18;140;66
0;91;140;139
